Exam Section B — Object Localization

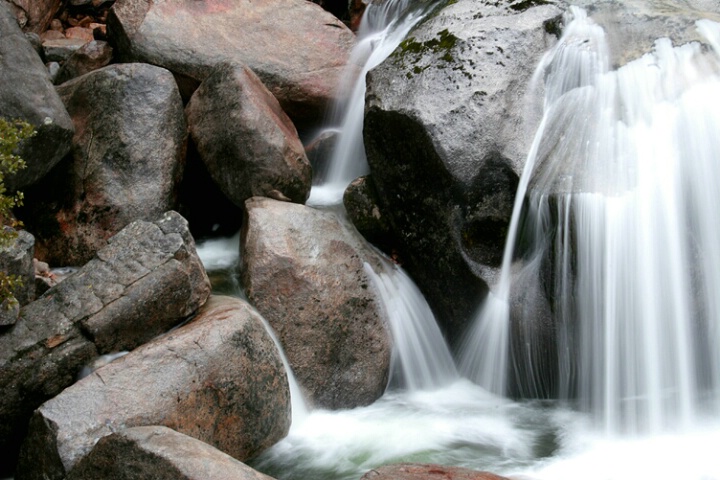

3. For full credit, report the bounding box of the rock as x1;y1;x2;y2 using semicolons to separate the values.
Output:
0;297;19;326
4;0;63;33
40;28;64;41
0;212;210;473
186;63;311;207
363;0;563;344
107;0;356;123
0;0;74;192
42;37;87;62
343;176;395;253
64;26;94;42
54;40;113;84
304;128;339;183
21;63;186;267
15;295;290;480
361;463;511;480
241;197;391;409
0;229;35;307
66;426;277;480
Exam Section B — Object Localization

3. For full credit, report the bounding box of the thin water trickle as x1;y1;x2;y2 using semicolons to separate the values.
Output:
307;0;431;206
364;259;458;391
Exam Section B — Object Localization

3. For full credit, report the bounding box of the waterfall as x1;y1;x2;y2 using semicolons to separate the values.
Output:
460;6;720;434
364;259;458;391
307;0;430;206
306;0;456;392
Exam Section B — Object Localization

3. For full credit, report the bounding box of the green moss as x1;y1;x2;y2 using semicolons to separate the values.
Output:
395;28;461;78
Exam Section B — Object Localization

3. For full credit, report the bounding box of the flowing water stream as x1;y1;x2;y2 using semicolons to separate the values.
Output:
198;2;720;479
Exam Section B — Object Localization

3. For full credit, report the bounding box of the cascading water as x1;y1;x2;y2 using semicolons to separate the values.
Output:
307;0;430;206
205;3;720;480
460;6;720;436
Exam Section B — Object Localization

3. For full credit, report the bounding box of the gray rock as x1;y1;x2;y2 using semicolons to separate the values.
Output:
42;37;87;62
0;0;74;191
241;197;391;409
0;212;210;473
343;175;395;253
0;229;35;307
363;0;563;343
22;63;186;267
186;63;311;207
106;0;356;123
16;295;290;480
54;40;113;84
66;426;278;480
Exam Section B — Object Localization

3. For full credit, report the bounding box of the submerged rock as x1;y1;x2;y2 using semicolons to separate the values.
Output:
361;463;511;480
241;197;391;409
16;295;289;480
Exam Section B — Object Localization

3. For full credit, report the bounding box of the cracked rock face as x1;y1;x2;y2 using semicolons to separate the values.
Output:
0;211;210;476
15;295;290;480
22;63;187;267
241;197;392;409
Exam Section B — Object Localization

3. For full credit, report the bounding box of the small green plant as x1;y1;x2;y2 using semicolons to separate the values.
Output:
0;117;34;308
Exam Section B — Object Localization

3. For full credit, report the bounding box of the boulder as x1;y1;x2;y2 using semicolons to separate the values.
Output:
361;463;510;480
54;40;113;84
15;295;290;480
106;0;356;123
241;197;391;409
0;0;74;192
186;63;311;207
0;212;210;473
0;229;35;308
66;426;278;480
21;63;186;266
363;0;563;343
304;129;339;180
4;0;62;33
343;176;396;254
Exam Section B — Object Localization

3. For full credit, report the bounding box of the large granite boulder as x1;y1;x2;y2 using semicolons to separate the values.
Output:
186;63;311;207
0;0;74;191
66;426;277;480
0;211;210;474
107;0;356;123
21;63;186;267
363;0;563;343
241;197;391;409
15;295;290;480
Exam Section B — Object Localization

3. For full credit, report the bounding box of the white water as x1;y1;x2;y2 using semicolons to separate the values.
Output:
364;259;458;391
460;6;720;435
307;0;430;206
203;4;720;480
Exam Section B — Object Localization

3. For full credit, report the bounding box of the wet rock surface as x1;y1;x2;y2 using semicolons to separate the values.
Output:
15;295;289;480
241;197;391;409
